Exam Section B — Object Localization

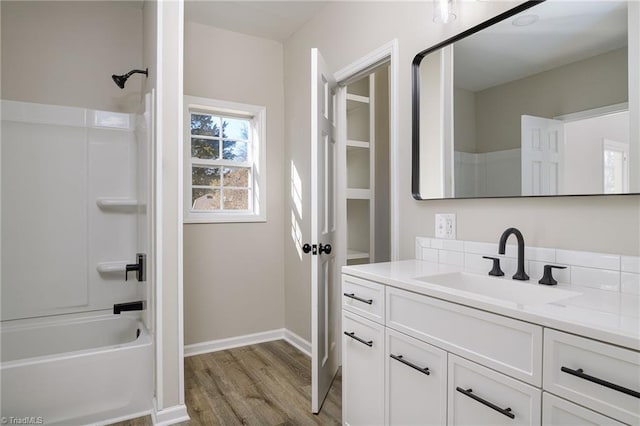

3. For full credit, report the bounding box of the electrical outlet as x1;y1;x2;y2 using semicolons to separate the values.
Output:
435;213;456;239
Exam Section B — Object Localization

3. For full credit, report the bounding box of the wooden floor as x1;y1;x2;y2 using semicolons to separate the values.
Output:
111;340;342;426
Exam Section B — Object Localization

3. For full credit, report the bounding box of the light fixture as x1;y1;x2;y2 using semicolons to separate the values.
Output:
433;0;456;24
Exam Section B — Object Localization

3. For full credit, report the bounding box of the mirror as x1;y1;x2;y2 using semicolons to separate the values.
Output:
412;0;638;199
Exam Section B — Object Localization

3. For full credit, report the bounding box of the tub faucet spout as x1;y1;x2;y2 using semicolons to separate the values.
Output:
498;227;529;281
114;301;145;314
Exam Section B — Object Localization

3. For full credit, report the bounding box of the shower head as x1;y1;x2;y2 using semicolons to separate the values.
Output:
112;68;148;89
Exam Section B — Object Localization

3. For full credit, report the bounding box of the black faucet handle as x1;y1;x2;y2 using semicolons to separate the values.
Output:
483;256;505;277
125;253;146;282
539;265;567;286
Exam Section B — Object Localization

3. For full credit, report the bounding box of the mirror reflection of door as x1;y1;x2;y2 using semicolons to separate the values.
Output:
521;115;564;196
603;139;630;193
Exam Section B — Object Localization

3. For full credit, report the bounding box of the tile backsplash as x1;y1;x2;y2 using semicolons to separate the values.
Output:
416;237;640;295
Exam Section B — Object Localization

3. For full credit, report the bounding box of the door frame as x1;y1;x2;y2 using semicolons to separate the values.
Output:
334;39;400;274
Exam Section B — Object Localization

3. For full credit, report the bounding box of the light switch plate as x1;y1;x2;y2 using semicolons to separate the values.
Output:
435;213;456;239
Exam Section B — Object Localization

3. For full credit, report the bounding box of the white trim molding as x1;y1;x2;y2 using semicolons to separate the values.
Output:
334;38;400;262
183;95;268;224
184;328;312;358
151;399;190;426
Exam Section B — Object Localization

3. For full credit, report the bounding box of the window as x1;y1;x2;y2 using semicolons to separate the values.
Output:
184;96;266;223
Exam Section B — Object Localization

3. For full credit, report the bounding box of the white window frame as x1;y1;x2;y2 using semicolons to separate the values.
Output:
184;95;266;223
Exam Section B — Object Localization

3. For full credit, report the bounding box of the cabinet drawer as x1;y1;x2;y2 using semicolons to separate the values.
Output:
542;392;626;426
342;275;384;324
342;311;385;426
543;329;640;425
386;328;447;426
448;354;541;426
387;286;542;386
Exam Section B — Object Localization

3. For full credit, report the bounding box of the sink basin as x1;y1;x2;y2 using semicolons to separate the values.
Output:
415;272;581;305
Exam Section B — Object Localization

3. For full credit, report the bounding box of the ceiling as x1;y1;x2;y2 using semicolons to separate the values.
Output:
184;1;328;42
454;1;628;92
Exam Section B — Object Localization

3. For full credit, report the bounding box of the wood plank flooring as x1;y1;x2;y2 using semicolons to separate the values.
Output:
110;340;341;426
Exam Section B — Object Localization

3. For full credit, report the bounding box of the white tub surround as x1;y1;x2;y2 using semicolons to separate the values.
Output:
1;314;153;425
341;260;639;425
1;100;141;321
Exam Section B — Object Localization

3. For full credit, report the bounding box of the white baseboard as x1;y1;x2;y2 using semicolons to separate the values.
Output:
284;328;312;357
184;328;311;358
152;399;190;426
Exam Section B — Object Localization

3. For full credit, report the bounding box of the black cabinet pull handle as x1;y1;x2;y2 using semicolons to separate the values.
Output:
456;387;515;419
344;331;373;347
343;293;373;305
390;354;430;375
561;367;640;399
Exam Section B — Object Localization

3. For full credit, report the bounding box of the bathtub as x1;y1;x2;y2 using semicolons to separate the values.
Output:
1;314;153;425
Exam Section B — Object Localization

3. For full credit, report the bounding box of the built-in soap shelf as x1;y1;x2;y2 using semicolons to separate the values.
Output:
96;198;137;211
96;262;127;274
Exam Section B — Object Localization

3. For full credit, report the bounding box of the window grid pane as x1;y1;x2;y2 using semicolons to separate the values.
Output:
189;107;256;215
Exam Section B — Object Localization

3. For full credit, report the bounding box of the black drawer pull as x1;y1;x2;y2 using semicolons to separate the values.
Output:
390;354;430;375
344;331;373;347
343;293;373;305
456;387;515;419
561;366;640;399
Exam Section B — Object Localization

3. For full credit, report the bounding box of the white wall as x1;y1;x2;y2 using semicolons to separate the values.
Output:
474;48;628;153
284;0;640;342
1;1;143;113
183;23;286;345
152;0;187;417
564;112;630;194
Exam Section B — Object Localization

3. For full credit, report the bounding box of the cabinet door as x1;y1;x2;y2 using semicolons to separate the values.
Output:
448;354;541;426
386;328;447;425
342;310;385;426
542;392;626;426
543;329;640;425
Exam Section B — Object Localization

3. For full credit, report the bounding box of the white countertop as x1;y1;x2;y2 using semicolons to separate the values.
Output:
343;260;640;351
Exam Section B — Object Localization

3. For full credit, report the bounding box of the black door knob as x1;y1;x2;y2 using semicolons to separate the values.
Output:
319;243;332;255
303;243;312;254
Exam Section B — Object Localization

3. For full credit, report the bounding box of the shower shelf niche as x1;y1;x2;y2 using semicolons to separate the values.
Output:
96;198;138;211
96;262;128;274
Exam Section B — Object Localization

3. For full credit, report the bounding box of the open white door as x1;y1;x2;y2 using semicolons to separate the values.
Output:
310;48;339;414
521;115;564;195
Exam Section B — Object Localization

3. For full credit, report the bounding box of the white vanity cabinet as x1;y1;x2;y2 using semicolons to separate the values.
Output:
449;354;541;425
543;329;640;425
385;328;447;425
542;392;626;426
342;275;386;426
341;272;640;425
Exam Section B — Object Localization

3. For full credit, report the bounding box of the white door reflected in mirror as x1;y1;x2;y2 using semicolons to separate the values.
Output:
603;139;630;194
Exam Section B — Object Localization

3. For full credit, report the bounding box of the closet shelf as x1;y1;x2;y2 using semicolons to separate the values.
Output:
96;262;127;274
347;140;370;149
346;93;369;104
347;249;370;260
346;188;371;200
96;198;138;210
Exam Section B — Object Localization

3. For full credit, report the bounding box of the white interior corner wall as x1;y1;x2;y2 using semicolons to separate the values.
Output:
182;22;286;346
153;0;188;422
283;0;640;342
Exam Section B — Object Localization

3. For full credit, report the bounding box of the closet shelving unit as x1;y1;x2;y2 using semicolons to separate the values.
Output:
346;75;375;265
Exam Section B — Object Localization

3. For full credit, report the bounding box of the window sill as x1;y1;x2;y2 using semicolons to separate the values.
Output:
184;212;267;224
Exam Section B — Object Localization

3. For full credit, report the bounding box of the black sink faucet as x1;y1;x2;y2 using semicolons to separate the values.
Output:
498;227;529;281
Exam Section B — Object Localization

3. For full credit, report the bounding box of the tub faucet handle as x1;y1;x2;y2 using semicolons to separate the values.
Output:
125;253;146;282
